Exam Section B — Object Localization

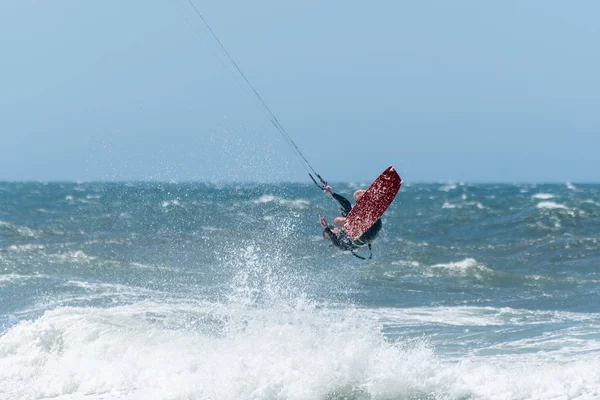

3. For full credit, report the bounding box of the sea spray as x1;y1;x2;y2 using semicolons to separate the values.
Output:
2;182;600;399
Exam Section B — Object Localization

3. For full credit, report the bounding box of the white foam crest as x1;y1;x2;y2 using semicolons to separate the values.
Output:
48;251;98;264
0;220;41;237
391;260;421;268
252;195;310;209
64;195;91;204
584;200;600;207
442;201;457;209
0;273;50;286
439;182;457;192
253;194;277;204
536;201;569;210
62;280;156;294
431;258;478;270
6;244;46;252
532;193;555;200
161;199;184;208
486;323;600;356
0;302;448;400
128;262;180;273
54;281;181;306
427;258;494;280
448;353;600;399
566;181;578;191
83;239;126;246
369;306;598;328
3;302;600;399
442;202;485;210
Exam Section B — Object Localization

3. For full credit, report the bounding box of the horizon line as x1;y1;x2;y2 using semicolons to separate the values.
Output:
0;180;597;185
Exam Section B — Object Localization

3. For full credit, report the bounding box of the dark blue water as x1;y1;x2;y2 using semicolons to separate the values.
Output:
1;181;599;399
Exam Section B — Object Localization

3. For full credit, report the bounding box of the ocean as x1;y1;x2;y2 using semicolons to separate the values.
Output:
1;181;599;399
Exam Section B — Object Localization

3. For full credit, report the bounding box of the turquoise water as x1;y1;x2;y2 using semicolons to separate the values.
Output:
1;181;600;399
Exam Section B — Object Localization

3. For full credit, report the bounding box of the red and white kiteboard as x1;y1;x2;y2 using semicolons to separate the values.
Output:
344;166;402;241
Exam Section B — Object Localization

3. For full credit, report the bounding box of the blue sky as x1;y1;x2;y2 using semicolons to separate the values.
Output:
1;0;598;183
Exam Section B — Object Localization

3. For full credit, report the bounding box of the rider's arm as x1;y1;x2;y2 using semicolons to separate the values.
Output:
331;192;352;216
323;184;352;216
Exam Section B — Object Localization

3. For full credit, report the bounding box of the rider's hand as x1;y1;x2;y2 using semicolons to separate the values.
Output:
319;216;328;228
322;184;333;196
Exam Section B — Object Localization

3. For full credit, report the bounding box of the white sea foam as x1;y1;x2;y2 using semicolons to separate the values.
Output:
448;354;600;399
46;251;98;264
63;280;165;297
369;306;596;328
391;260;421;268
161;199;184;208
64;194;92;204
3;235;600;400
128;262;180;273
201;226;225;231
0;273;50;286
427;258;495;280
472;202;485;209
430;258;480;272
442;201;485;210
532;193;555;200
6;244;46;252
0;302;443;400
253;195;310;209
254;194;277;203
439;182;457;192
389;258;495;281
2;302;599;400
536;201;569;210
0;220;41;237
63;280;96;290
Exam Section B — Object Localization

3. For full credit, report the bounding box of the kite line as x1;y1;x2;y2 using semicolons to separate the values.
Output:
182;0;327;187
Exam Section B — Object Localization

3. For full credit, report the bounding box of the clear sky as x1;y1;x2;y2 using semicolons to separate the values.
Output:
1;0;598;183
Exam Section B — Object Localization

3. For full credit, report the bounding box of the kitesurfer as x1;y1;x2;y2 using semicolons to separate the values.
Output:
319;184;382;259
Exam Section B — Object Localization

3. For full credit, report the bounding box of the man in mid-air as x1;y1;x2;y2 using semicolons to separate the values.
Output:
319;184;382;259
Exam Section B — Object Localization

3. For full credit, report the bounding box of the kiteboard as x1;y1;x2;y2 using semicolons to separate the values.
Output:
344;166;402;240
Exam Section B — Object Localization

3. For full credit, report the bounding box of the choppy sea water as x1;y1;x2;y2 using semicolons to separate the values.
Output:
1;181;599;400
